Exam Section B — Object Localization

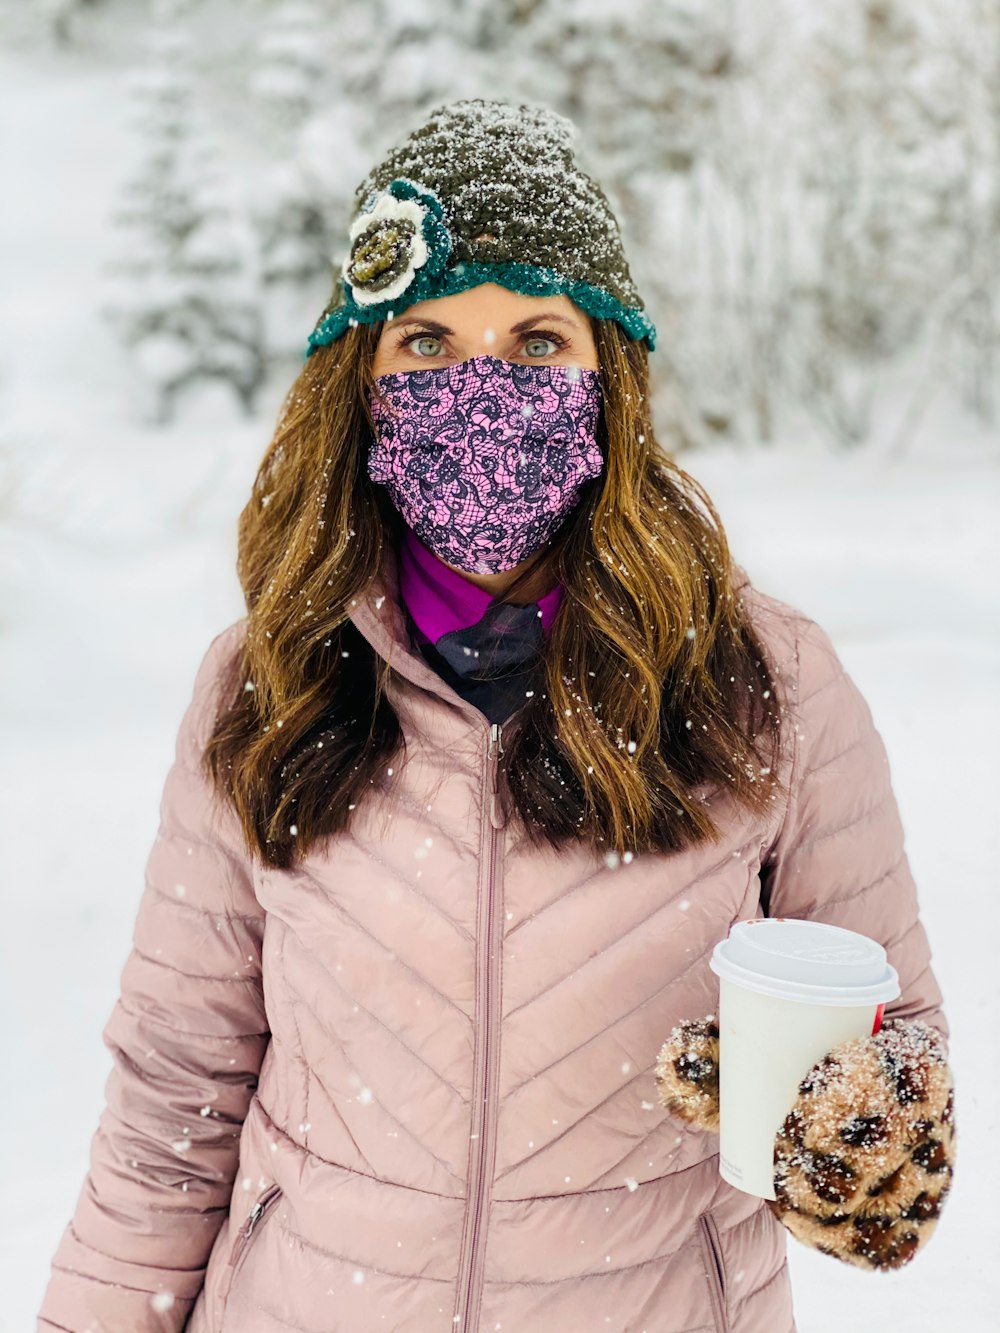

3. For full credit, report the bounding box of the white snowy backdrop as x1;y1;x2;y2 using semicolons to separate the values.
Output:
1;0;997;1329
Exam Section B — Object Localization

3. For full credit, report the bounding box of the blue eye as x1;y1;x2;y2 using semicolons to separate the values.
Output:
405;335;443;357
524;334;561;357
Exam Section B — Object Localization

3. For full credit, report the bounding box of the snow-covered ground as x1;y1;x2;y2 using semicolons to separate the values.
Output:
3;32;999;1333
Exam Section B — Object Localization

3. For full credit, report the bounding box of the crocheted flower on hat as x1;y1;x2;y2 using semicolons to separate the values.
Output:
342;177;452;307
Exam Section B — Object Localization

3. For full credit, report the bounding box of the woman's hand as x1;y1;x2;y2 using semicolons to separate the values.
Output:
654;1014;956;1270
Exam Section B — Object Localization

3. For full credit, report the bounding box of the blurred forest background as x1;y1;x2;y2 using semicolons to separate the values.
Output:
5;0;1000;447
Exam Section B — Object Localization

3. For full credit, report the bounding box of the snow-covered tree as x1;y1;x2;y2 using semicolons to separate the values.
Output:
239;2;342;365
44;0;105;48
282;0;504;362
102;0;264;423
790;0;971;442
45;0;997;447
498;0;746;443
246;157;342;367
819;1;967;349
928;0;1000;431
248;0;328;138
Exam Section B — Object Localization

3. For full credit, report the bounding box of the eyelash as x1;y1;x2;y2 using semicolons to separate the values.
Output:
394;328;569;354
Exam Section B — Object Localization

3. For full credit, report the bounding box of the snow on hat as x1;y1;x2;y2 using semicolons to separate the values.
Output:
304;97;657;357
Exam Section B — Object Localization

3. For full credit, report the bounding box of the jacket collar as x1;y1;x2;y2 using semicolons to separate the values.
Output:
346;533;754;725
347;531;493;727
397;523;564;644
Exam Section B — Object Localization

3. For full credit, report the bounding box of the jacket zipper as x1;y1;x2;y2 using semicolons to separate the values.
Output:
454;721;506;1333
225;1183;283;1292
697;1210;729;1333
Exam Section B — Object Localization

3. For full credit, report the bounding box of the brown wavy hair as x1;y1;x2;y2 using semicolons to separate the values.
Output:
203;314;787;870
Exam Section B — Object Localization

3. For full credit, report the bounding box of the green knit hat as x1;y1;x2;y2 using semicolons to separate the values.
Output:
304;97;657;358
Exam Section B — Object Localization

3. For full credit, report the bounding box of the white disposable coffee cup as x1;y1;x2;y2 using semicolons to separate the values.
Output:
708;917;900;1200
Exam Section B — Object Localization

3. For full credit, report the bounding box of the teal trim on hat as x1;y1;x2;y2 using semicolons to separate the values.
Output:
304;260;657;360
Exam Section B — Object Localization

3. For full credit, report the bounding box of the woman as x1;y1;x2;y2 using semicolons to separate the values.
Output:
38;98;955;1333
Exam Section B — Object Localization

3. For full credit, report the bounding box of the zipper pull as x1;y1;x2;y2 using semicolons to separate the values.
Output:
488;723;506;830
229;1189;276;1264
245;1199;266;1240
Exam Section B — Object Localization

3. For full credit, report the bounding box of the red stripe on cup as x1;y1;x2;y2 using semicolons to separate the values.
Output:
871;1002;885;1036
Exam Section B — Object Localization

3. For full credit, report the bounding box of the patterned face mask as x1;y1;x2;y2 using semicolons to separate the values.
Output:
367;353;604;574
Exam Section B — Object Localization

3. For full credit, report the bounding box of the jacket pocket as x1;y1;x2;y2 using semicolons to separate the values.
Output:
697;1210;729;1333
219;1183;283;1322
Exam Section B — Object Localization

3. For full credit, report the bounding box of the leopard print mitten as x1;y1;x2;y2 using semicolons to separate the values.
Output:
770;1016;956;1270
654;1014;721;1133
654;1014;957;1271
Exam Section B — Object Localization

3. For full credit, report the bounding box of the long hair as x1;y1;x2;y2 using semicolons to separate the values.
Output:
203;315;787;869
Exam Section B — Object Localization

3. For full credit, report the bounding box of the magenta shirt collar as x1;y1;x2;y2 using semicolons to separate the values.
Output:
397;524;564;643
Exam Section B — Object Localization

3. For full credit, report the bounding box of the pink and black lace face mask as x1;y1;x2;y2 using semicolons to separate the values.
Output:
367;353;604;574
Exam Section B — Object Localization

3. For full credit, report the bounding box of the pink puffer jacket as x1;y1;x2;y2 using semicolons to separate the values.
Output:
38;552;949;1333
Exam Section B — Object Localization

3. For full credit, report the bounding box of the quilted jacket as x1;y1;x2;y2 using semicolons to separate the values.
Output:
37;547;949;1333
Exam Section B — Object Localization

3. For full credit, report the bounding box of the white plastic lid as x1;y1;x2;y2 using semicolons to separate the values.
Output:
709;917;901;1005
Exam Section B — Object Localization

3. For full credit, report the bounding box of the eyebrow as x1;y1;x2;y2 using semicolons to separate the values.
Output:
394;311;581;335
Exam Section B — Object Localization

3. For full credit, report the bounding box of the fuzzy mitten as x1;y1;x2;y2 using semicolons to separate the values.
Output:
655;1015;722;1133
654;1014;956;1270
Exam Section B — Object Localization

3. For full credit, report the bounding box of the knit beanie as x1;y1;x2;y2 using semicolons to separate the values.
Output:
304;97;657;357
